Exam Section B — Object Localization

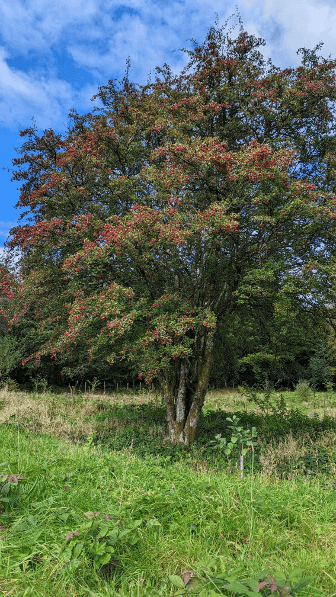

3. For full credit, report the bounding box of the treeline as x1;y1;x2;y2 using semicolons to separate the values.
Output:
0;275;334;391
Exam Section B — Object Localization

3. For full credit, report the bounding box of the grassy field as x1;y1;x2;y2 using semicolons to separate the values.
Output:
0;385;336;596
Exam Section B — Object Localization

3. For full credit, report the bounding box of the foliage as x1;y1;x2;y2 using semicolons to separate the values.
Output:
4;17;336;443
209;415;257;457
294;380;313;401
0;376;20;392
59;512;142;576
210;305;331;389
0;473;27;512
308;342;333;389
169;563;313;595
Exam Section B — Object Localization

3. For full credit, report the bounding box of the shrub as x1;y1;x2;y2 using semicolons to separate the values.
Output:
295;379;312;401
1;377;20;392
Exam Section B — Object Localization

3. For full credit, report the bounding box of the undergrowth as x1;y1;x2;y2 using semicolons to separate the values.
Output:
0;388;335;595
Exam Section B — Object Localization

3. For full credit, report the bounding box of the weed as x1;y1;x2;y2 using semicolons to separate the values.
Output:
295;380;313;402
169;562;314;595
30;375;49;394
58;513;142;578
1;377;20;392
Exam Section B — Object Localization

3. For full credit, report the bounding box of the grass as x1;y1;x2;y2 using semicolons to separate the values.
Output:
0;386;336;596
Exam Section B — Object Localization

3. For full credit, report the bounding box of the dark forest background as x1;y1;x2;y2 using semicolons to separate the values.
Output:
1;283;334;392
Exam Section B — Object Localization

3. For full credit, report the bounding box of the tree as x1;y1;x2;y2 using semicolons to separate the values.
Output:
211;300;330;390
5;17;336;445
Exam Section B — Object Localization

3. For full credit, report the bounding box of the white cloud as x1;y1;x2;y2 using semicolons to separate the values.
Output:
261;0;336;65
0;0;98;54
0;0;336;133
0;220;16;238
0;46;98;129
0;0;233;130
0;0;335;69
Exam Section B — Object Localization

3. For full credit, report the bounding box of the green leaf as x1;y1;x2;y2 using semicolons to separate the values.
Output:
256;570;270;580
16;545;31;556
275;572;286;580
245;579;259;591
80;520;93;531
131;519;143;528
147;518;161;527
104;546;115;553
97;552;112;566
225;580;258;595
91;541;107;556
291;576;314;593
97;524;109;539
187;523;197;532
186;577;200;591
107;530;119;545
119;528;131;539
169;575;185;589
58;513;70;523
1;483;10;496
13;522;28;531
72;542;83;558
288;568;304;580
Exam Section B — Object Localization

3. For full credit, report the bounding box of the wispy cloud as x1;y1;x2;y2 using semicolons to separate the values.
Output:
0;220;17;241
243;0;335;68
0;46;99;130
0;0;98;54
0;0;336;132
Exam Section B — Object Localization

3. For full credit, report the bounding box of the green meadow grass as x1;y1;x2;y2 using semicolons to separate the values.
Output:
0;387;336;596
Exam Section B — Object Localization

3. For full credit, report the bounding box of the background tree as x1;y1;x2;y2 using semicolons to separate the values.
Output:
4;18;336;445
210;300;330;390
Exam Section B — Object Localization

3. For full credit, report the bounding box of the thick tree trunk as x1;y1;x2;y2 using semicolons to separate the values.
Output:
159;331;214;446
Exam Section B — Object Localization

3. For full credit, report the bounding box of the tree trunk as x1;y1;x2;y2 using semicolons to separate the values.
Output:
159;331;214;447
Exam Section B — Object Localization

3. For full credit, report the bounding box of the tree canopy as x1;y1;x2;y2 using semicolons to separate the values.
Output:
3;18;336;445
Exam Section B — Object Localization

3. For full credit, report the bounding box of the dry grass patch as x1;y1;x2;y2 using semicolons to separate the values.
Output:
0;388;162;441
204;388;242;411
259;431;336;477
259;434;306;477
308;406;336;418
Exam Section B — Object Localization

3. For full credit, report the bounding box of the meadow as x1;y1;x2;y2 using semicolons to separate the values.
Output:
0;384;336;596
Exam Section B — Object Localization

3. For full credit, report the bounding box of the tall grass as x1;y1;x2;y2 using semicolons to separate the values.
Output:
0;387;336;595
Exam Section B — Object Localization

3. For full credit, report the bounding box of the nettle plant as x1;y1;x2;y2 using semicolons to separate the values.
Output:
59;511;143;576
169;562;313;596
4;16;336;446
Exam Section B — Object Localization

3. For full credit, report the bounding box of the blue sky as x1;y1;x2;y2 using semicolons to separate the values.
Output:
1;0;336;254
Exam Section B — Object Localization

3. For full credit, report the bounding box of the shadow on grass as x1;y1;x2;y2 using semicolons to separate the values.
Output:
92;401;336;477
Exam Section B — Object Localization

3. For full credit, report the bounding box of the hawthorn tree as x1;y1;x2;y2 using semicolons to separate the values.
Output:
5;19;336;445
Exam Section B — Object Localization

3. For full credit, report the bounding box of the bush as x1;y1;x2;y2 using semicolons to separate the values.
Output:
1;377;20;392
295;379;312;401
